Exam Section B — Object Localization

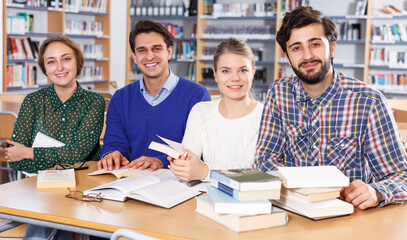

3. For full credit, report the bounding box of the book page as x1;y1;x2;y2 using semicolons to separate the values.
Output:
128;180;200;208
156;135;184;154
32;132;65;148
158;171;210;192
87;167;168;178
86;175;160;196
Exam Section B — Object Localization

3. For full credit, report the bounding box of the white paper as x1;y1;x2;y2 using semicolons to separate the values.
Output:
32;132;65;148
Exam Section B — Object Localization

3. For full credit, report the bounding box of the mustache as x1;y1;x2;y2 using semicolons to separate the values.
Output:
299;59;322;68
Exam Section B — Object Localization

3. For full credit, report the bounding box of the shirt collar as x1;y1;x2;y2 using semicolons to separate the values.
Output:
294;68;340;106
139;70;178;95
48;81;84;111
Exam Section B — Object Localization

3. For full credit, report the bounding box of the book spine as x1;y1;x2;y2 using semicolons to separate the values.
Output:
210;171;240;190
216;181;240;199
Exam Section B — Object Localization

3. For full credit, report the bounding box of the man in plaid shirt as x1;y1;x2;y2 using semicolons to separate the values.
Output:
254;6;407;209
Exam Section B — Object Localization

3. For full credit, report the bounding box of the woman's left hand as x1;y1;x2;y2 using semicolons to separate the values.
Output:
5;140;34;162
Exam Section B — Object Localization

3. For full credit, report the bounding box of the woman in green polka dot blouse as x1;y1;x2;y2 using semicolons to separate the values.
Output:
5;36;105;174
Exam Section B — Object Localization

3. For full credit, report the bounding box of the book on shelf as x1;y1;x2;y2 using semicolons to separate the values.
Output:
206;186;272;215
355;0;367;15
148;135;185;159
84;175;201;208
6;64;37;88
210;169;281;191
37;169;76;189
211;178;280;201
87;167;168;179
273;195;353;220
277;166;349;188
380;5;407;16
196;195;287;232
281;187;341;204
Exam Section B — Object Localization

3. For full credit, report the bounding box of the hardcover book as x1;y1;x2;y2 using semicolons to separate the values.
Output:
207;187;272;215
196;195;287;232
273;195;354;219
281;187;341;203
211;179;280;201
277;166;349;188
210;169;281;191
37;169;76;189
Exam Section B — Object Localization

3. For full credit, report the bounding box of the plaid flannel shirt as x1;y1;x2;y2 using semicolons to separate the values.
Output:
254;70;407;206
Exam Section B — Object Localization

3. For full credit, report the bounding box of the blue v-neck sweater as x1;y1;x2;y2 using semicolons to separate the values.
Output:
101;77;210;167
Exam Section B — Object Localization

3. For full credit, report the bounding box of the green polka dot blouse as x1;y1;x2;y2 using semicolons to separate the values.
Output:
9;82;105;173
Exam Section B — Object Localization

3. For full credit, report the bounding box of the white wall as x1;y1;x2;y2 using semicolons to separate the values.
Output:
109;0;128;89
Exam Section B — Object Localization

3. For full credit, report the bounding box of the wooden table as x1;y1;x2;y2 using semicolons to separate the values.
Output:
0;162;406;239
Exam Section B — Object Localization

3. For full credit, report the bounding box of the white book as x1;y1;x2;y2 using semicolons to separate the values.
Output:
274;195;354;219
196;196;287;232
84;175;201;208
148;135;184;159
277;166;349;188
37;169;75;188
207;187;272;215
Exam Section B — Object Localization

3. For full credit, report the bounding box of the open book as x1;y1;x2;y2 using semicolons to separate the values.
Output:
84;175;201;208
87;167;168;179
148;135;184;159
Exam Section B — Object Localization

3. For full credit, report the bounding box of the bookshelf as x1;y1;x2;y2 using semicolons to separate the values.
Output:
126;0;197;85
124;0;407;100
2;0;110;92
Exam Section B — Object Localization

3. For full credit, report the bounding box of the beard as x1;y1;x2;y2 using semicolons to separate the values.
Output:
291;58;332;85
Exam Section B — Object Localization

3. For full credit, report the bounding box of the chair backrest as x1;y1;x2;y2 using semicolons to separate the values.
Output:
105;98;110;112
0;111;17;140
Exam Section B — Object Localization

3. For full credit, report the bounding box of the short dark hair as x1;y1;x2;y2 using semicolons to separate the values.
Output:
213;38;255;72
38;36;84;77
276;6;337;53
129;19;174;53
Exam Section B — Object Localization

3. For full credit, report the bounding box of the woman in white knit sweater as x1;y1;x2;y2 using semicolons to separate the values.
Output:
169;38;263;181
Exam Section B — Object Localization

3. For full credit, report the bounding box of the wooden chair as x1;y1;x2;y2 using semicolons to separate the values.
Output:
0;111;21;182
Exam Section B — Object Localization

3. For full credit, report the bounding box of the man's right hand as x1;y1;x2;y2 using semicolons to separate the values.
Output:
98;150;130;170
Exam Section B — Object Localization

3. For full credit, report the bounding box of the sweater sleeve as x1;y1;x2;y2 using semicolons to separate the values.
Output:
182;104;204;159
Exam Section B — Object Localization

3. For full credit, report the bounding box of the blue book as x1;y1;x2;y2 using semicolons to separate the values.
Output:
210;169;281;191
211;179;280;201
207;187;272;215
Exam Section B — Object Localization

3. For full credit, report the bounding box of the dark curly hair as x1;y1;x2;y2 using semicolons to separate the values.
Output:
276;6;337;54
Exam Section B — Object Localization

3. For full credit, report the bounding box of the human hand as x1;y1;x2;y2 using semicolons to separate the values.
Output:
5;140;34;162
98;150;130;170
169;150;209;182
339;179;383;210
126;156;163;171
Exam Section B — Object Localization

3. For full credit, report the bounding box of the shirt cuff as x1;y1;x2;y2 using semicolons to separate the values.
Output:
202;162;211;182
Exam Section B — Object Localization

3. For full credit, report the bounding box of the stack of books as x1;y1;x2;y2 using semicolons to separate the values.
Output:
273;166;354;220
195;169;287;232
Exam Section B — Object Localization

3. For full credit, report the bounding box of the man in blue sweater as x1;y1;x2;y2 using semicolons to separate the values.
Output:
98;20;210;171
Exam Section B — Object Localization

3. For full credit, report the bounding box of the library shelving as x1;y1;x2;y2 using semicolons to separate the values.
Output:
2;0;110;92
124;0;407;99
126;0;197;84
